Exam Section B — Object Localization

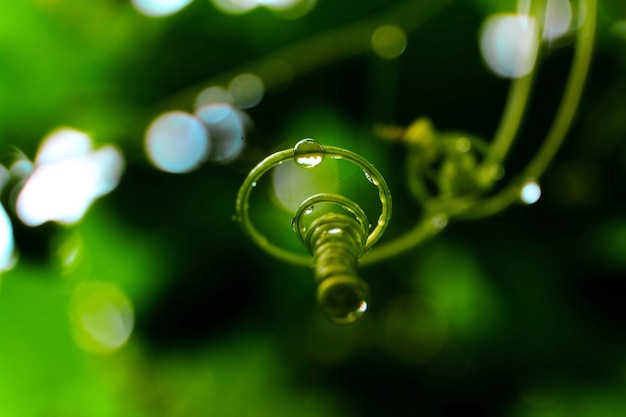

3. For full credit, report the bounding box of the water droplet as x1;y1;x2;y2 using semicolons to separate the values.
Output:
317;275;369;326
291;217;296;229
520;180;541;204
368;223;373;229
377;215;385;227
293;138;325;169
431;213;448;229
456;137;471;152
305;206;314;215
363;171;378;185
489;164;505;180
252;182;257;188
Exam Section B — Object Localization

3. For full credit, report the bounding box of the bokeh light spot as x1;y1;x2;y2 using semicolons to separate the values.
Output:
209;0;314;16
195;86;233;109
480;14;539;78
371;25;407;59
521;180;541;204
0;204;14;272
257;0;299;8
16;129;124;227
195;104;248;163
229;73;265;109
145;111;210;173
210;0;258;15
35;129;91;165
542;0;572;41
69;281;134;354
132;0;193;17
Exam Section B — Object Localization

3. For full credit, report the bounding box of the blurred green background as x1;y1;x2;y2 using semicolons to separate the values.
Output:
2;0;626;416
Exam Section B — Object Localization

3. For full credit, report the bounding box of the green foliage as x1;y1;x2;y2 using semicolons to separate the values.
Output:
2;0;626;416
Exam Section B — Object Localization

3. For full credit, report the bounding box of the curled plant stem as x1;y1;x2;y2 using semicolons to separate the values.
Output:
458;0;596;220
364;4;543;262
236;141;392;267
366;0;596;259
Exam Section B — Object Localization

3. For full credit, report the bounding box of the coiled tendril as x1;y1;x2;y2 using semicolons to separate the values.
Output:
235;138;392;325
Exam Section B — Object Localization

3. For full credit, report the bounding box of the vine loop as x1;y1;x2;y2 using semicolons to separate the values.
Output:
235;138;392;324
235;138;392;267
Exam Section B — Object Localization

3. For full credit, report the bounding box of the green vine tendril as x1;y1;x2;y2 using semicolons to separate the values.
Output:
233;0;595;323
362;0;596;262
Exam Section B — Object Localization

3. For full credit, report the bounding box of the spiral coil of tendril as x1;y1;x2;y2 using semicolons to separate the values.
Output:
235;138;392;325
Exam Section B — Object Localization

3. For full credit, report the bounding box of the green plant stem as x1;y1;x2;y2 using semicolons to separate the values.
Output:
361;215;441;265
478;0;548;183
236;144;392;267
456;0;596;220
522;0;596;179
367;0;596;258
480;72;535;173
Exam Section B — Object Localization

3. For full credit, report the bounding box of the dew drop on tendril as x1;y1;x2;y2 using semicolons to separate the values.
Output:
456;137;471;153
293;138;325;169
317;276;369;326
431;213;448;229
305;206;314;215
489;164;505;181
